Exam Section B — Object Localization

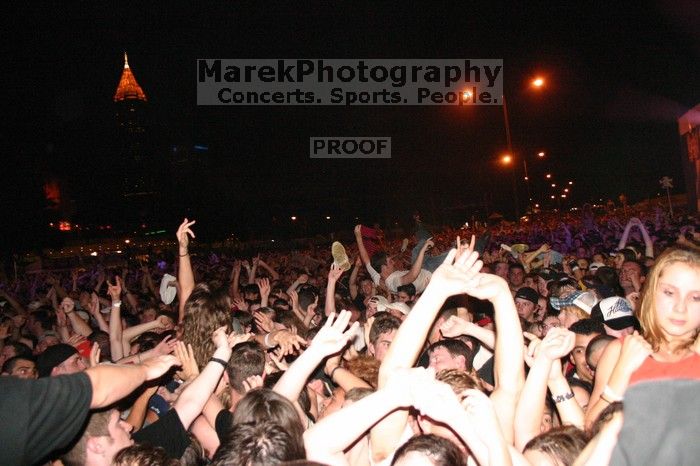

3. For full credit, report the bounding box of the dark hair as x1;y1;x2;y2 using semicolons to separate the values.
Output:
212;421;305;466
585;334;615;370
369;313;401;345
391;433;465;465
568;378;593;395
232;389;304;449
588;401;623;437
523;426;589;466
509;263;525;272
31;308;55;332
181;283;233;368
232;310;254;330
297;288;319;312
568;318;604;336
1;355;35;374
88;330;111;362
428;339;475;371
396;283;416;297
113;444;179;466
595;267;624;296
2;341;32;359
226;341;266;394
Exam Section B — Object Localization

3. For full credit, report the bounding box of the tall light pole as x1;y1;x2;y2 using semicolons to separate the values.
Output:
500;77;546;219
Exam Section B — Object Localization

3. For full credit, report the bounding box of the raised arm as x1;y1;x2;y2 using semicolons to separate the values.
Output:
107;277;125;362
354;224;371;267
371;241;482;462
173;326;235;429
176;218;197;323
61;297;93;337
349;257;361;300
465;272;525;445
85;354;179;408
324;264;344;317
398;237;434;286
514;329;575;451
617;219;634;250
440;315;496;350
274;310;358;404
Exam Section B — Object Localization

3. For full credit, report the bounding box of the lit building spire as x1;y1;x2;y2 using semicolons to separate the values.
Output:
114;52;147;102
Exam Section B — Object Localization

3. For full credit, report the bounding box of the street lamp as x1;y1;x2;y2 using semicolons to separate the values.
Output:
501;76;547;217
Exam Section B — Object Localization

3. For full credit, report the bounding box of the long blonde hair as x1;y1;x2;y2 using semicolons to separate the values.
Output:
637;247;700;351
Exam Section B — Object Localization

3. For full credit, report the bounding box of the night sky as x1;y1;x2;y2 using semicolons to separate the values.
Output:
3;1;699;250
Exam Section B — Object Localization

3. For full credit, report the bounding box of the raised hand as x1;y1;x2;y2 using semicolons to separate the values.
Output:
176;218;196;253
254;311;273;333
384;366;436;408
153;335;178;356
242;375;263;392
140;354;179;380
212;326;230;350
232;297;249;312
107;276;122;302
227;332;254;349
615;332;653;375
462;272;510;303
537;327;576;361
297;273;309;284
428;248;483;298
274;329;307;356
328;263;344;282
439;315;470;338
310;310;359;357
174;341;199;381
256;277;271;300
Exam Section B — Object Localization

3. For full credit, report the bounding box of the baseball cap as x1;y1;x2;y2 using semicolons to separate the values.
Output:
514;287;539;305
369;295;390;312
571;290;599;314
588;262;606;273
159;273;178;305
550;290;583;311
384;302;411;316
538;268;558;282
590;296;637;330
37;343;79;378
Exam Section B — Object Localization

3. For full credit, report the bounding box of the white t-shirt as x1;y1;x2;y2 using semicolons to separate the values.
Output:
367;265;432;293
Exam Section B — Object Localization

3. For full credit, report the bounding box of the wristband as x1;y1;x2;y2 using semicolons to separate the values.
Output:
179;251;189;257
552;391;575;404
264;332;274;348
112;301;122;307
603;385;624;402
210;357;228;368
329;365;342;381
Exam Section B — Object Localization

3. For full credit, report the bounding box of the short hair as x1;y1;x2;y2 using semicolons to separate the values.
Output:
344;354;380;388
369;313;401;345
436;368;483;394
232;389;304;450
523;426;589;466
297;287;319;312
226;341;266;393
345;387;375;403
1;355;35;374
113;444;179;466
428;339;475;371
391;433;465;465
585;334;615;369
568;318;604;336
61;410;112;466
232;310;254;329
396;283;416;297
212;421;305;466
370;252;389;274
31;308;55;331
509;263;525;272
568;378;593;395
2;341;32;359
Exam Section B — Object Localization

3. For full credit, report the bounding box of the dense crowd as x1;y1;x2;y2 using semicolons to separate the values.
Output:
1;205;699;466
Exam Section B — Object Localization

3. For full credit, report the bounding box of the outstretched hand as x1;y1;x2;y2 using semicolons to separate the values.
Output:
310;309;359;357
428;247;483;298
176;218;196;252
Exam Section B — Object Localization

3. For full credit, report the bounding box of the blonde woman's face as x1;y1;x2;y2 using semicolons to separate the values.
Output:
654;262;700;340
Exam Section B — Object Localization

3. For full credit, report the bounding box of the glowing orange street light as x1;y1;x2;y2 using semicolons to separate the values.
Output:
501;154;513;164
551;183;556;187
546;173;552;179
564;188;569;193
462;90;472;100
538;151;545;157
532;77;545;88
568;181;573;185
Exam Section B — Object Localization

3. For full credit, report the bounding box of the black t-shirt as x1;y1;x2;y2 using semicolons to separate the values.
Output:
0;372;92;466
133;408;190;459
215;408;234;441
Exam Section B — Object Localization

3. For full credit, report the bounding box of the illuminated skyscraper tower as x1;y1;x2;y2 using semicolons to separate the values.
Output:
114;52;152;200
